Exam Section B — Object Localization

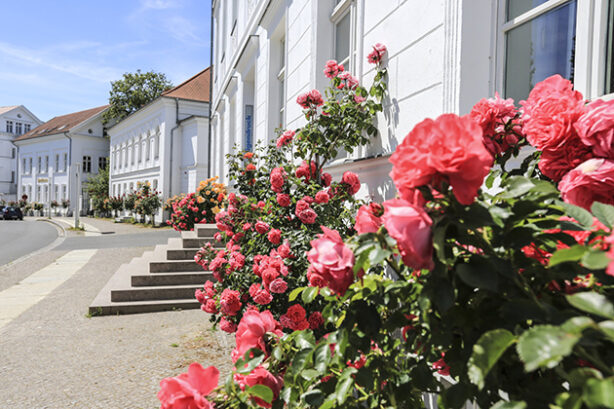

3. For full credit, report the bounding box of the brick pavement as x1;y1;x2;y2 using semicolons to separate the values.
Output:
0;244;233;408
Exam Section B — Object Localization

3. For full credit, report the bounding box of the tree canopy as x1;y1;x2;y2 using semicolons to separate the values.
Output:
103;70;173;124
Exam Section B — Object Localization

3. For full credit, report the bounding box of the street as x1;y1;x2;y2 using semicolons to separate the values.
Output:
0;220;59;266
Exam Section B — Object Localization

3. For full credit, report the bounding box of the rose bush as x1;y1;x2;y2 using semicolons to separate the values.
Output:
160;56;614;409
166;177;226;231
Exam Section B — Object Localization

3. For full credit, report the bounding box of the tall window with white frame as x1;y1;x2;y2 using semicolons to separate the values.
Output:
15;122;22;135
24;124;30;133
98;157;107;171
83;156;92;173
501;0;577;102
63;153;67;172
6;121;13;134
332;0;355;72
278;38;286;128
55;154;59;172
605;0;614;95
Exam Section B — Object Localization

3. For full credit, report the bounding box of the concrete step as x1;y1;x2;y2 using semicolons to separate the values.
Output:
88;299;200;316
182;237;216;248
111;284;202;302
132;272;213;286
167;248;201;260
195;223;218;238
150;260;204;273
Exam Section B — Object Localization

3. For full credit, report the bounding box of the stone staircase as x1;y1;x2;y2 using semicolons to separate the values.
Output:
89;224;219;315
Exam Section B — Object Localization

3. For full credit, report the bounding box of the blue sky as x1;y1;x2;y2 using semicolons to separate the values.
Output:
0;0;211;122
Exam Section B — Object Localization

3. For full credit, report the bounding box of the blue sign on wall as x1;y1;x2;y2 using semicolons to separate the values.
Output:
244;105;253;152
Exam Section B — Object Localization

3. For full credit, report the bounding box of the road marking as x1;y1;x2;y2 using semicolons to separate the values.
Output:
0;249;97;329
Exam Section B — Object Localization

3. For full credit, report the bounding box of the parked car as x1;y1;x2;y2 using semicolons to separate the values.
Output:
3;206;23;221
0;205;4;216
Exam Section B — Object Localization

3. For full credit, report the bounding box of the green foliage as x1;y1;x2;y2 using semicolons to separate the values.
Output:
103;70;172;123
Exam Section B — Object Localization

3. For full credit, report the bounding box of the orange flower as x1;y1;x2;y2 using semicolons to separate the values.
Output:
197;196;205;204
246;163;256;171
244;152;254;159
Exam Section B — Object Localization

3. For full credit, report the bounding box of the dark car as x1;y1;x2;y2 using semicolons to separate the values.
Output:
3;206;23;220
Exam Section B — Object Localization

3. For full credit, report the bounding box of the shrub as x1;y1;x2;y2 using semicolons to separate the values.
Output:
134;182;161;225
166;177;227;231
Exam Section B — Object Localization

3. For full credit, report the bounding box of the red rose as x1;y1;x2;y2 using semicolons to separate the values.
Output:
219;289;242;316
389;114;493;205
354;204;382;234
233;310;283;363
298;208;317;224
575;99;614;158
267;228;281;244
382;199;434;271
520;74;586;151
559;158;614;210
341;171;361;195
201;299;218;314
324;59;340;78
270;167;286;193
249;283;273;305
321;173;332;187
277;243;292;259
246;163;256;172
276;193;290;207
307;226;355;295
255;221;270;234
538;137;592;182
243;366;283;408
315;190;330;204
158;363;218;409
280;304;310;331
308;311;324;329
276;129;295;148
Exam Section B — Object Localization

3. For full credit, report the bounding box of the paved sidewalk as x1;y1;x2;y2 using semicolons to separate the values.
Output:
0;245;233;408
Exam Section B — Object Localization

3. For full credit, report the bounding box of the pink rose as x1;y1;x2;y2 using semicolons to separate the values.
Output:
270;167;286;193
321;172;332;187
219;289;242;316
538;137;592;182
233;310;283;363
389;114;493;205
298;208;317;224
243;366;283;408
201;299;218;314
575;99;614;158
520;74;586;151
276;193;290;207
249;283;273;305
307;226;355;295
269;278;288;293
158;363;219;409
255;221;270;234
606;234;614;277
277;243;292;259
342;171;361;195
354;204;382;234
315;190;330;204
276;129;295;148
367;43;387;65
559;158;614;210
469;92;520;156
267;228;281;244
382;199;434;270
324;59;340;79
219;317;237;333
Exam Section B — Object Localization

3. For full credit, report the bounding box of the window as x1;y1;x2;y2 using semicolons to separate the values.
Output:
153;179;158;190
146;136;151;160
331;1;356;71
82;156;92;173
29;158;32;174
11;148;15;159
22;158;26;173
63;153;68;172
141;141;146;163
24;124;30;133
98;157;107;171
502;0;577;102
10;171;14;183
54;185;59;201
37;186;41;202
154;133;160;159
277;38;286;128
62;185;67;200
44;155;48;173
55;154;59;172
15;122;22;135
131;141;135;165
37;156;41;172
6;121;13;133
137;139;142;163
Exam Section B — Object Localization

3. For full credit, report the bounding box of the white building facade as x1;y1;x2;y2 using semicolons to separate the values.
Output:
210;0;614;201
14;105;109;215
0;106;42;202
108;68;210;217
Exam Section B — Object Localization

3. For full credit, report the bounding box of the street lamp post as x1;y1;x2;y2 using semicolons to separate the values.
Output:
48;169;53;218
74;163;80;229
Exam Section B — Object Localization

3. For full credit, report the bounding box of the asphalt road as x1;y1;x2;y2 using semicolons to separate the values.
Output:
0;220;59;266
54;229;180;251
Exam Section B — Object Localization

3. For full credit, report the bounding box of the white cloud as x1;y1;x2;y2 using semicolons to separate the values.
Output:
140;0;182;10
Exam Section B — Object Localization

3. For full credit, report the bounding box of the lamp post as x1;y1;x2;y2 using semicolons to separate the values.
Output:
74;163;80;229
48;169;53;218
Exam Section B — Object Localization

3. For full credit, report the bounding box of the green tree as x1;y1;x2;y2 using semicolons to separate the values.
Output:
84;166;109;215
103;70;173;123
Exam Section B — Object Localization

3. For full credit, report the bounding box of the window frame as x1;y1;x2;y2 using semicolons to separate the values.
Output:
496;0;614;101
331;0;356;72
277;37;286;128
82;155;92;173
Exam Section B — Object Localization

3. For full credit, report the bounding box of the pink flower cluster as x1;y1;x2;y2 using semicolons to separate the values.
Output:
276;129;294;148
469;92;521;156
367;43;387;65
158;363;219;409
270;167;286;193
295;197;318;224
521;75;614;210
323;59;345;79
297;89;324;109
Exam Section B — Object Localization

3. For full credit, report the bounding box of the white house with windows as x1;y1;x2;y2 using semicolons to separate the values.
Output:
0;105;42;202
14;105;109;215
108;67;210;217
210;0;612;201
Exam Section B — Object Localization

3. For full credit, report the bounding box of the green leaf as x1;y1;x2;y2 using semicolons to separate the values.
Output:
301;389;324;406
456;261;499;292
288;287;305;302
567;292;614;319
335;377;354;405
581;250;611;270
314;343;331;372
499;176;534;198
568;367;603;389
290;348;313;377
490;401;527;409
548;245;587;267
234;349;265;374
591;202;614;230
301;369;320;381
599;321;614;342
468;329;516;389
302;286;319;304
557;201;594;228
247;384;274;405
583;378;614;409
516;325;581;372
